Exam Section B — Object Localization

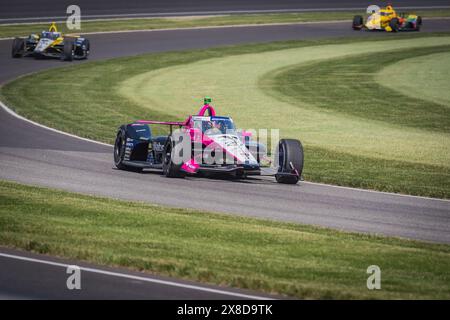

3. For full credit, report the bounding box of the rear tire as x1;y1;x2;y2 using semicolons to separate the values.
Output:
276;139;304;184
162;139;185;178
389;18;400;32
83;39;90;59
75;39;90;59
63;40;74;61
352;15;363;30
11;38;25;58
114;127;142;172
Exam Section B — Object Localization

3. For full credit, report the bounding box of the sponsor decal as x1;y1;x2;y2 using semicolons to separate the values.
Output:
169;128;279;167
153;142;164;152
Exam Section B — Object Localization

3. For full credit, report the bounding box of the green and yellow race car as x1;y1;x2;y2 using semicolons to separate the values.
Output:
11;22;90;61
352;5;422;32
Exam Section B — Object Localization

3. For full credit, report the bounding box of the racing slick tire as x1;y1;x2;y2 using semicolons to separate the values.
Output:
63;40;75;61
416;16;422;31
11;38;25;58
276;139;303;184
389;18;400;32
75;39;90;59
83;39;90;59
162;139;186;178
114;127;142;173
352;15;364;30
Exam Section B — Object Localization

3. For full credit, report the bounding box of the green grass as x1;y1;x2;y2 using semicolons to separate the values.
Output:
1;34;450;198
269;46;450;133
261;45;450;197
1;9;449;38
305;146;450;197
376;51;450;107
1;180;450;299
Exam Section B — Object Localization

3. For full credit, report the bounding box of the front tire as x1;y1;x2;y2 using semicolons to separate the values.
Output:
63;40;74;61
11;38;25;58
83;39;90;59
389;18;400;32
416;16;422;31
276;139;304;184
352;15;363;30
114;127;142;172
75;39;90;59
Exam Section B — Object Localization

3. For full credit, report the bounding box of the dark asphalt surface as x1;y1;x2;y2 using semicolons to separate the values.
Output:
0;20;450;300
2;0;450;21
0;247;276;299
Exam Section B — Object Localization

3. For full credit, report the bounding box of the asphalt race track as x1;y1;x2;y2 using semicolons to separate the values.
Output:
0;19;450;299
2;0;450;21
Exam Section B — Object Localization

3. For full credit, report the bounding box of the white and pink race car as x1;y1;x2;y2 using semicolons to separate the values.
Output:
114;98;303;184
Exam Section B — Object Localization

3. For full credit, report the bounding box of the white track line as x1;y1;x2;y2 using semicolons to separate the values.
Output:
0;101;111;147
0;252;272;300
78;16;450;37
0;20;349;41
1;5;450;23
301;181;450;203
71;20;347;36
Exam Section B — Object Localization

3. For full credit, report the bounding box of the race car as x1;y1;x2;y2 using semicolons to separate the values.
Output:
114;98;304;184
11;22;90;61
352;5;422;32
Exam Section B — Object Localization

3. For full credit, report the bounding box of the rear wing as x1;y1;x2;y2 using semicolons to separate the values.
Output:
135;119;187;134
134;97;215;131
136;120;185;126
